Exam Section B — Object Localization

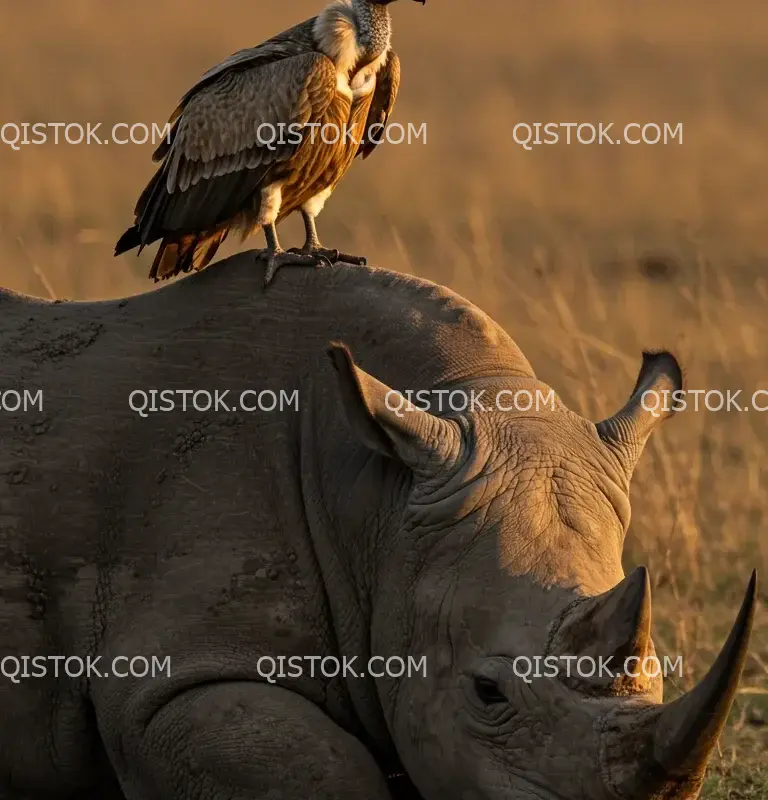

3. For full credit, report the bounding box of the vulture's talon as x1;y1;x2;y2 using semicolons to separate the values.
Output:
288;247;367;267
262;250;326;287
336;252;367;266
315;247;341;263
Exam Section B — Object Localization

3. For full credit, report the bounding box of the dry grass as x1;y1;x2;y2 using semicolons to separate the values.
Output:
1;0;766;793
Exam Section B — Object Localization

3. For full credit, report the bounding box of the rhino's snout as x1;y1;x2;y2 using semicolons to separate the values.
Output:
449;571;757;800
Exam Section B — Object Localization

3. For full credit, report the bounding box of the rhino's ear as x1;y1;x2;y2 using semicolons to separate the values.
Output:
327;342;463;477
596;351;683;477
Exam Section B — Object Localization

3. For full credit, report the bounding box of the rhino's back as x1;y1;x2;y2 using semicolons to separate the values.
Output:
0;256;534;665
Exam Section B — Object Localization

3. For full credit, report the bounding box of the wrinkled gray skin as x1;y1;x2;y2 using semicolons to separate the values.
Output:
0;254;755;800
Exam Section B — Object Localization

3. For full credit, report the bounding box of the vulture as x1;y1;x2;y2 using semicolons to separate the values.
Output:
115;0;424;286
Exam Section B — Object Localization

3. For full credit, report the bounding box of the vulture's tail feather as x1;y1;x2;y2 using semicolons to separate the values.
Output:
192;229;229;271
115;167;169;257
114;225;141;256
149;229;229;282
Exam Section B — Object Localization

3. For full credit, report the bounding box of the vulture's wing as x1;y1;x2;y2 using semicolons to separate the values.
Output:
155;17;318;152
133;51;337;246
357;50;401;160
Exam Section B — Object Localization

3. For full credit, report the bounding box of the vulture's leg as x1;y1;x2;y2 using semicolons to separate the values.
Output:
251;183;326;286
299;209;323;251
288;208;368;267
258;222;324;287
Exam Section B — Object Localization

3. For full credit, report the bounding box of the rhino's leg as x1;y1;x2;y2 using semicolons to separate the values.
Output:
108;681;393;800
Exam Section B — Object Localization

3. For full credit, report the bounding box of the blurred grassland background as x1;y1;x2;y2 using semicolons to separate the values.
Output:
0;1;766;794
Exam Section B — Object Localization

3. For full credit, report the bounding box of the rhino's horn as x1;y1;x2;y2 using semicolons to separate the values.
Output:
652;570;756;776
590;566;652;664
549;567;652;677
612;571;757;797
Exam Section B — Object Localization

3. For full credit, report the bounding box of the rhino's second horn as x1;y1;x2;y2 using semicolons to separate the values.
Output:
605;570;757;798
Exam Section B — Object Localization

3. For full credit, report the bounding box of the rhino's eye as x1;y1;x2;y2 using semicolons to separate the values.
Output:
473;676;507;705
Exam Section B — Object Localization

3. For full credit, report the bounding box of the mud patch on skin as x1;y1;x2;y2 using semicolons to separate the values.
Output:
172;414;245;465
209;548;306;617
5;463;29;485
5;417;53;446
172;420;211;462
268;601;299;639
4;320;104;364
0;550;82;621
24;559;50;620
233;548;301;591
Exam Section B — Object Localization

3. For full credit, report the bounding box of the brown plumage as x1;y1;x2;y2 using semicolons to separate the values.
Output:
115;0;422;286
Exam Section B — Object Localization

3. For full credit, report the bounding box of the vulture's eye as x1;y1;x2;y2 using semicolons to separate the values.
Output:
473;676;507;705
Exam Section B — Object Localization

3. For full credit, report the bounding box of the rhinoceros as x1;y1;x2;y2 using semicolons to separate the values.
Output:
0;254;756;800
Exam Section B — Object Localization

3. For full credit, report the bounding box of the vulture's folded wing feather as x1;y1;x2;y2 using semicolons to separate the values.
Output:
134;51;337;244
357;50;401;160
156;17;318;146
